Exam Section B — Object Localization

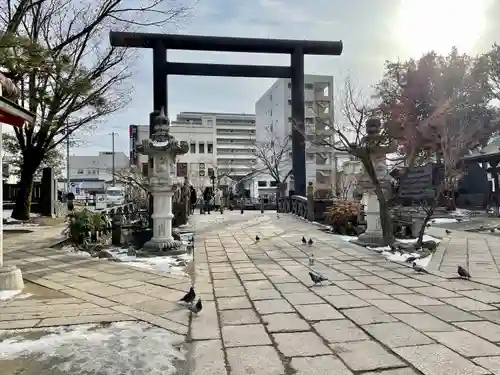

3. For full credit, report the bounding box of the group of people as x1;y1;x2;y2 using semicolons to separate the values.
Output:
189;185;222;214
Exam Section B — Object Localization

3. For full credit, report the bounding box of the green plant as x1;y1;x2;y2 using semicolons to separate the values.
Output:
67;209;107;244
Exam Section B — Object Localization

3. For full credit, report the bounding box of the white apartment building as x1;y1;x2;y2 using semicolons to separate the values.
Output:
131;112;257;192
255;74;336;194
66;151;130;192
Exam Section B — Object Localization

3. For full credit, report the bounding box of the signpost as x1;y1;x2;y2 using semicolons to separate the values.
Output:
95;194;107;210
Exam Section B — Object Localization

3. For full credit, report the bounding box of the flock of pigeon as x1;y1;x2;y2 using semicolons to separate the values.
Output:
179;232;472;316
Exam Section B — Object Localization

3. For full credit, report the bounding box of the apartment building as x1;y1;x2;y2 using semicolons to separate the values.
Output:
255;74;336;193
131;112;257;190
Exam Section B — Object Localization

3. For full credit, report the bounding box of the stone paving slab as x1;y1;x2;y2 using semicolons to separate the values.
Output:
188;212;500;374
7;212;500;374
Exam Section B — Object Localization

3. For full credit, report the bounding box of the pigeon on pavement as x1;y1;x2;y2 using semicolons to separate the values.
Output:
302;236;307;244
179;287;196;304
458;265;471;279
309;254;315;266
188;299;203;315
309;271;327;285
255;235;260;242
445;229;452;235
308;238;314;246
412;262;428;273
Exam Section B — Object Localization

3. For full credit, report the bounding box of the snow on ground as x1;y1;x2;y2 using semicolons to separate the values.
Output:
431;218;460;224
62;232;194;275
0;290;34;302
2;209;40;222
336;234;439;268
0;290;22;301
0;321;185;375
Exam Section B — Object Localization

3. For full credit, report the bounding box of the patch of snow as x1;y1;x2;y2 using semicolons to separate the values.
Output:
380;250;432;267
108;248;193;275
431;218;459;224
0;290;22;301
398;235;440;244
336;234;437;269
2;210;40;223
451;208;474;217
0;321;185;375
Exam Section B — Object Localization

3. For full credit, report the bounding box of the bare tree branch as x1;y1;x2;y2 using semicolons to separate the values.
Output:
252;127;292;183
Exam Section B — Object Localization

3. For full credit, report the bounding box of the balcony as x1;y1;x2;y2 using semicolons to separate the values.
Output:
216;124;255;130
217;133;256;140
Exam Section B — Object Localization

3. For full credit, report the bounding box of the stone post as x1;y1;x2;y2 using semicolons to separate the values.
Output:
307;182;315;221
111;211;123;246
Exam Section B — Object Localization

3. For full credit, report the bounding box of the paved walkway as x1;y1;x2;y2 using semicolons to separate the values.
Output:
4;212;500;374
427;222;500;287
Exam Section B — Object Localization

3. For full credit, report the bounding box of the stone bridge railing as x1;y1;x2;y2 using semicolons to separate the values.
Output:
96;202;137;216
277;195;334;223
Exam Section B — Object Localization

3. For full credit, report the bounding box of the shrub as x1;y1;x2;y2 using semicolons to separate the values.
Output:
67;209;108;244
326;200;362;235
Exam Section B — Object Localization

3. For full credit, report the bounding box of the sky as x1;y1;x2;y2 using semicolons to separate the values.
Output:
13;0;500;156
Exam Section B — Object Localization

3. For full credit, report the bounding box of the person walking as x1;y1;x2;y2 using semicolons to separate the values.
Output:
190;185;197;214
203;187;212;214
214;188;222;212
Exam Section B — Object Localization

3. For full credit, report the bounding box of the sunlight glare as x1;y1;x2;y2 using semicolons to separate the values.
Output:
395;0;489;57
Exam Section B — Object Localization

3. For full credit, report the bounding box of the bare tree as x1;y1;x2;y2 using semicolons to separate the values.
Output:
336;173;359;200
411;101;483;245
0;0;195;220
252;127;293;195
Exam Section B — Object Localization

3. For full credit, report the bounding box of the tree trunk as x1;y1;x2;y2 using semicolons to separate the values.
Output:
12;162;38;221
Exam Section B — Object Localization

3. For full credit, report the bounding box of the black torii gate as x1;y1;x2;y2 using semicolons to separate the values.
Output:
109;31;343;197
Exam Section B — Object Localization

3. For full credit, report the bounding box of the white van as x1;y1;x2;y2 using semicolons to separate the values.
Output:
105;186;125;206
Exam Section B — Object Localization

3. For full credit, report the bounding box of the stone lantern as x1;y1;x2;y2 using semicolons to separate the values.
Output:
137;108;189;251
356;118;397;246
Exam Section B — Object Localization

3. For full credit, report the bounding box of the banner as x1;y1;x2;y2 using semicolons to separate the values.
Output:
129;125;138;166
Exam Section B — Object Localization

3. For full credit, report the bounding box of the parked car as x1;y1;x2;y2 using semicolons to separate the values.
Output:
105;187;125;206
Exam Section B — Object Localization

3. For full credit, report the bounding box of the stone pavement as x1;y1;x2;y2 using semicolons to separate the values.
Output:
426;223;500;287
191;212;500;375
4;212;500;374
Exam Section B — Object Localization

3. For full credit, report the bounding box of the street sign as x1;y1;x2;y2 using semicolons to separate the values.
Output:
70;182;76;187
75;187;80;194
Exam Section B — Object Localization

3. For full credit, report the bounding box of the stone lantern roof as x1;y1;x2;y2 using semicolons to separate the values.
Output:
0;72;35;126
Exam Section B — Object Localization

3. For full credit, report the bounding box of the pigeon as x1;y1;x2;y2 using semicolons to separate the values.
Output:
276;213;280;219
302;236;307;244
255;235;260;242
405;256;418;263
431;219;436;223
309;271;327;285
188;299;203;314
179;287;196;304
412;262;428;273
458;265;471;279
491;228;496;233
445;230;452;235
309;254;315;266
426;223;431;228
456;218;462;223
308;238;314;246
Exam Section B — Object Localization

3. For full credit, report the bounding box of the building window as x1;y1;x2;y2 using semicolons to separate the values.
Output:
190;143;196;153
305;83;313;89
270;181;278;187
208;167;214;177
207;119;213;126
258;180;267;187
207;143;213;153
87;170;91;175
199;142;205;153
77;169;84;174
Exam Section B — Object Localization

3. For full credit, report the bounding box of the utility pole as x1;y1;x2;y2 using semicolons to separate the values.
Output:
110;132;117;186
66;121;70;192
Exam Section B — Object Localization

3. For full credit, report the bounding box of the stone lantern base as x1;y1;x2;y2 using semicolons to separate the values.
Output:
0;266;24;291
142;238;184;253
356;191;386;247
